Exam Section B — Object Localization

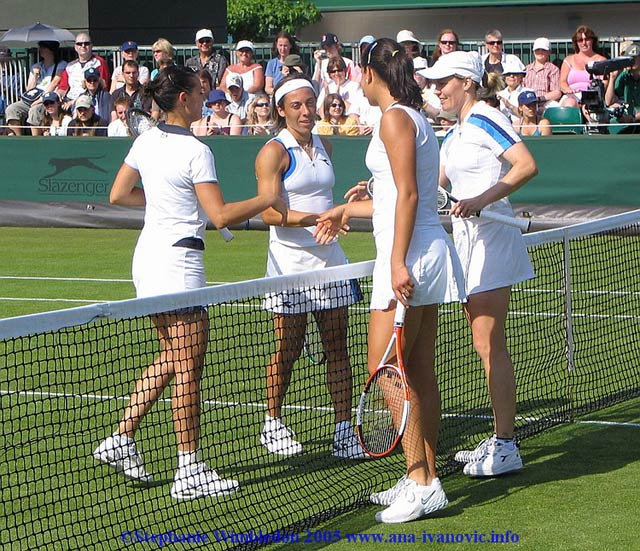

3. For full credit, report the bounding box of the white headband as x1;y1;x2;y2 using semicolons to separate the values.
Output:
274;79;316;105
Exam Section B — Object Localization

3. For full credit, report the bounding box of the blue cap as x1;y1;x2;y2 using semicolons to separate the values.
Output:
206;89;229;105
84;67;100;80
122;41;138;51
518;89;538;105
42;91;59;104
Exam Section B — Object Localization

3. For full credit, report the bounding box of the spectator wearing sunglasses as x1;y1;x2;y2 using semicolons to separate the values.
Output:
430;29;460;66
185;29;228;89
315;93;360;136
245;93;276;135
316;57;363;119
481;30;524;77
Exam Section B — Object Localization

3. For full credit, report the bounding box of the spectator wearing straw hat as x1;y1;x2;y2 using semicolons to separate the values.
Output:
185;29;228;89
220;40;264;100
523;38;561;108
396;29;423;59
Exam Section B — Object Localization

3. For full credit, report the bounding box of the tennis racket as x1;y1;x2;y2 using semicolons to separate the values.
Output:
366;177;374;198
356;303;410;458
437;187;531;232
303;313;326;365
126;108;235;243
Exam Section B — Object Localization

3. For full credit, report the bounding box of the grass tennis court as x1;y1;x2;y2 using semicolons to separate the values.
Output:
1;224;639;550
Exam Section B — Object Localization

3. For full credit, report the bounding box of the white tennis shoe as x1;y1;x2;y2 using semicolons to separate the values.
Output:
370;475;408;506
171;462;239;500
332;429;369;459
260;418;303;456
454;435;496;463
462;437;523;477
93;435;153;483
375;478;448;524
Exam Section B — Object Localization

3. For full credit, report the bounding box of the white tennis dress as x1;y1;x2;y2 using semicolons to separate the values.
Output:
124;123;217;298
264;128;359;314
366;103;465;310
440;101;535;295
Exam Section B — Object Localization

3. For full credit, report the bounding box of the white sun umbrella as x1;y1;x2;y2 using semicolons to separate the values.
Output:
1;22;76;45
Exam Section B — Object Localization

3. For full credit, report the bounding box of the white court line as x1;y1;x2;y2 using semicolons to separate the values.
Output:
2;388;638;428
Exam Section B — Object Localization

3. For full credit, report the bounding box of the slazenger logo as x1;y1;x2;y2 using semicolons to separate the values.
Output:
38;156;110;197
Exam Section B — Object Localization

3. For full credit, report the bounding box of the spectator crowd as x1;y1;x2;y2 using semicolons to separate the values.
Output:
1;24;639;137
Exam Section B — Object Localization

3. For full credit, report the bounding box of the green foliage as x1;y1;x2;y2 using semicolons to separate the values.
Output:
227;0;322;42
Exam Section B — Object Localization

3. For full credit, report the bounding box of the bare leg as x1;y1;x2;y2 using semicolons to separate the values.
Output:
315;307;351;423
464;287;516;439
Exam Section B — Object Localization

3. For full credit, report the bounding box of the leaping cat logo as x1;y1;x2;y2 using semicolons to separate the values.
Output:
42;156;108;179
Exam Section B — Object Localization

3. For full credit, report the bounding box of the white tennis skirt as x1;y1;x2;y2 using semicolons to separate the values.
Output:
263;240;362;314
132;234;205;298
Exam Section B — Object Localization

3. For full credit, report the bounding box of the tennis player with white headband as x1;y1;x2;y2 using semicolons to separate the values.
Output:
255;73;367;460
419;50;538;477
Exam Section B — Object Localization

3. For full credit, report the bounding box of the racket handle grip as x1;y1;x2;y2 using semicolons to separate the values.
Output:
478;210;531;232
218;227;235;242
394;302;406;325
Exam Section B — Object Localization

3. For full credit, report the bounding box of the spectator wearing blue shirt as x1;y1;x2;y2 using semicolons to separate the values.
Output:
265;31;299;97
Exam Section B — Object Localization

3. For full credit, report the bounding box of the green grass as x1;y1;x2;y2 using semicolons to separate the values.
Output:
0;226;639;550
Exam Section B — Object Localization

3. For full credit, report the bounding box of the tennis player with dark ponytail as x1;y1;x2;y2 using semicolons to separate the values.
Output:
316;39;465;523
93;66;286;500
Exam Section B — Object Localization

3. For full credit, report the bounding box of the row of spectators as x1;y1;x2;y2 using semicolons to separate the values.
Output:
1;24;638;137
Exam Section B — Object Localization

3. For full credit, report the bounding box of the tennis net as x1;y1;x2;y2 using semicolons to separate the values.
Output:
1;210;639;549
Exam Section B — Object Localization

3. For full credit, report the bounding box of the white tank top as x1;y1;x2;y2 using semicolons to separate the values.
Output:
269;128;335;248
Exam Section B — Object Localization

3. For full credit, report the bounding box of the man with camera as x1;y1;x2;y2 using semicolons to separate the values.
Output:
605;44;640;130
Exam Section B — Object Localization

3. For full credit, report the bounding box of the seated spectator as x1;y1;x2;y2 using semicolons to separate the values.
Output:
351;35;375;84
482;29;524;76
225;73;251;122
605;43;640;131
478;72;504;109
40;91;72;137
414;57;441;121
110;41;149;93
245;93;276;135
57;33;110;113
280;54;307;80
265;31;299;96
5;41;66;136
433;110;457;137
559;25;607;107
109;60;151;119
314;93;359;136
185;29;228;89
191;89;242;136
431;29;460;66
316;56;363;118
312;33;355;87
198;69;214;116
66;94;107;136
220;40;264;100
497;59;527;123
515;90;551;136
524;37;562;107
396;29;423;59
107;96;131;137
150;38;175;80
78;67;111;125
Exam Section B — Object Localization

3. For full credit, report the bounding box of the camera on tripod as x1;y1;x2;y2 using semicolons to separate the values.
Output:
581;56;635;131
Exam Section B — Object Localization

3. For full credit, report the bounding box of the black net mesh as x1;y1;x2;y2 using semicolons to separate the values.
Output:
1;213;639;549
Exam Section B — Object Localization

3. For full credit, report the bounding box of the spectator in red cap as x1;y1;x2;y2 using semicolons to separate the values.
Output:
312;32;355;87
110;41;150;93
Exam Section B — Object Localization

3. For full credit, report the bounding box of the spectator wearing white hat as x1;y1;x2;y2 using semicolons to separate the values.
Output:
185;29;228;89
496;58;527;123
220;40;264;100
396;29;423;59
224;73;251;123
523;38;561;107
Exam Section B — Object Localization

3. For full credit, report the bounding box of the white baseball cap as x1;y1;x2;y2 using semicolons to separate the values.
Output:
396;30;420;44
532;37;551;51
359;35;375;47
226;73;243;89
417;51;483;83
236;40;255;51
195;29;214;42
502;58;526;75
412;56;429;71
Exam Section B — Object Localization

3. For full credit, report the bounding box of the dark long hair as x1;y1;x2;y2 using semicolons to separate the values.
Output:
361;38;423;109
270;31;299;58
272;73;316;131
572;25;599;54
143;65;198;113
